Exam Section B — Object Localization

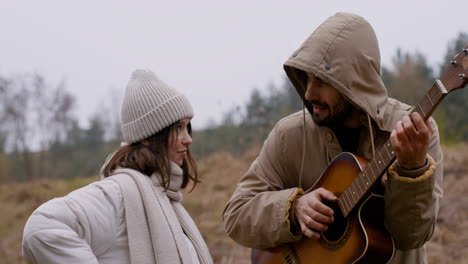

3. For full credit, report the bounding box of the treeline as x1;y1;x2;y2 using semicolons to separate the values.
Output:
1;32;467;182
0;74;121;182
383;32;468;143
192;32;468;157
191;78;302;158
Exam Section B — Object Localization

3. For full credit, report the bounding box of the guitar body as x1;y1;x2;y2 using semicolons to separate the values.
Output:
252;153;395;264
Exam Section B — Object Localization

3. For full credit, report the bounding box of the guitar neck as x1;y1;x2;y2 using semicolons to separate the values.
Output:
339;80;448;217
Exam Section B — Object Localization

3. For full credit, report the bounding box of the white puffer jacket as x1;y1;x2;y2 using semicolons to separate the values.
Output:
22;172;205;264
22;179;130;263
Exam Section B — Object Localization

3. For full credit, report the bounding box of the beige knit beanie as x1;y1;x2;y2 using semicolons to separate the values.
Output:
121;69;194;143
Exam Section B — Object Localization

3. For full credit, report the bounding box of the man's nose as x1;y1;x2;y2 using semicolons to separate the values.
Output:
305;85;318;101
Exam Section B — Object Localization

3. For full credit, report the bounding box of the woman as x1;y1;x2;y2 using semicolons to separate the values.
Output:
22;69;213;264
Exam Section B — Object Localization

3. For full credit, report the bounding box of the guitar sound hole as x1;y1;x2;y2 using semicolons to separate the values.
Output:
321;201;349;242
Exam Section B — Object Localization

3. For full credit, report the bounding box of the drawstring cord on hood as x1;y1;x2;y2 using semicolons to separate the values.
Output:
298;103;306;190
367;114;376;156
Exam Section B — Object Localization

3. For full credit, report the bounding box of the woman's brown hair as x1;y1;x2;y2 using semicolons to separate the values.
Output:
102;121;199;190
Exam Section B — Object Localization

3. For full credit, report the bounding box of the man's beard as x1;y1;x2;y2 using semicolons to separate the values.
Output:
310;96;355;127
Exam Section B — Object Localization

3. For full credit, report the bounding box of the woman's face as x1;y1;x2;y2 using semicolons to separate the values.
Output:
168;117;192;166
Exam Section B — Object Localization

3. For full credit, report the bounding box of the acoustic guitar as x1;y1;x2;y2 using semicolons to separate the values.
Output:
252;44;468;264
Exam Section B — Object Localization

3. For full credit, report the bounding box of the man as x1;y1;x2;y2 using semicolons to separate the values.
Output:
223;13;442;263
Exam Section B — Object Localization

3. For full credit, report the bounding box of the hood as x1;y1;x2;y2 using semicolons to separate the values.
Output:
284;12;392;131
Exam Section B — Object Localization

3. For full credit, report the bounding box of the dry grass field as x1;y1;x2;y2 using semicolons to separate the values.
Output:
1;144;467;263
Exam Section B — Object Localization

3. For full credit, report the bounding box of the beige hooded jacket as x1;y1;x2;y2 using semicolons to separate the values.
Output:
223;13;443;264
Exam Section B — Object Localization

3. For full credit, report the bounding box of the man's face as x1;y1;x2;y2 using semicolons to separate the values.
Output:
305;72;354;127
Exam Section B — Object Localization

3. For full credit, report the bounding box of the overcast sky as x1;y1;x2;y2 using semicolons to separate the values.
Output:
0;0;466;129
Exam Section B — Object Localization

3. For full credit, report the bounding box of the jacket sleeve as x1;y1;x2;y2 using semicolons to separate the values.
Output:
22;180;124;264
223;124;303;249
384;117;443;250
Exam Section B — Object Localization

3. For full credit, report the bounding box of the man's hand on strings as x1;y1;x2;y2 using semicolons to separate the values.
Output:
390;112;434;169
293;187;337;239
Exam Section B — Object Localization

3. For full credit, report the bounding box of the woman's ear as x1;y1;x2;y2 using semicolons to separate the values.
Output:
141;139;152;147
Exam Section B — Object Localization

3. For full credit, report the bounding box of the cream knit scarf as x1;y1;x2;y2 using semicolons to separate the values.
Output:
109;163;212;264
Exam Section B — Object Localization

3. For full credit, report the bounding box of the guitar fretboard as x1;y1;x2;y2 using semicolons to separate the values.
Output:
338;80;448;217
